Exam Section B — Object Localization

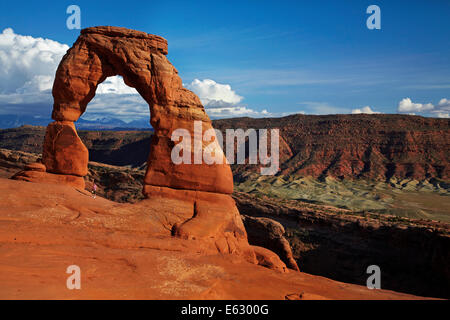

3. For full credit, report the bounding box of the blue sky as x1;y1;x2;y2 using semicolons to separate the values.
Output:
0;0;449;121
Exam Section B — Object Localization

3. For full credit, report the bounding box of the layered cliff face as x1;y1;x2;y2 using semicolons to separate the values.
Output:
3;114;449;182
0;126;152;168
234;192;450;299
2;115;449;217
213;114;450;181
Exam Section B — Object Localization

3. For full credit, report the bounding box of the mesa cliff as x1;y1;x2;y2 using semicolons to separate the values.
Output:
213;113;450;181
4;113;449;182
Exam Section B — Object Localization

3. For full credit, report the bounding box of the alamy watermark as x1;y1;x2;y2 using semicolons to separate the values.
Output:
171;121;280;175
66;5;81;30
366;5;381;30
66;265;81;290
366;265;381;289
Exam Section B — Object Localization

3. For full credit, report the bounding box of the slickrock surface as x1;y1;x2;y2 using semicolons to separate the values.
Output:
0;178;428;300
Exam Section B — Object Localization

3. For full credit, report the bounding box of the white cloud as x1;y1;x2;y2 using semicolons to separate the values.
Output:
185;79;243;107
0;30;260;121
0;28;135;97
85;92;148;121
300;102;382;116
397;97;450;118
430;98;450;118
206;106;264;118
351;106;380;114
83;77;145;121
397;98;434;113
433;113;449;118
438;98;450;106
0;28;69;95
0;28;148;121
96;76;138;95
185;78;272;118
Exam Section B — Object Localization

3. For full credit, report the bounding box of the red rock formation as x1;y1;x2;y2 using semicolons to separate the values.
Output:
12;170;85;189
144;185;256;263
252;246;289;273
13;26;266;268
47;26;232;194
214;114;450;181
3;114;448;183
242;215;300;271
12;156;85;189
42;121;88;177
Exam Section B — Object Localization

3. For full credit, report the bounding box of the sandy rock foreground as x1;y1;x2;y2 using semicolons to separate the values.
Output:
0;178;428;300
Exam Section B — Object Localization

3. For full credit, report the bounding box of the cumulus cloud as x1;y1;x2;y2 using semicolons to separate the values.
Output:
351;106;380;114
206;106;269;118
0;29;363;122
0;29;268;121
96;76;138;95
185;78;272;118
185;79;243;107
84;76;145;121
86;93;148;121
397;98;434;113
206;106;256;117
397;97;449;118
0;28;149;121
0;28;69;95
430;98;450;118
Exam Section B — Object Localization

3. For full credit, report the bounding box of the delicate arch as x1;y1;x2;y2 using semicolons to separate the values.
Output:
44;26;233;194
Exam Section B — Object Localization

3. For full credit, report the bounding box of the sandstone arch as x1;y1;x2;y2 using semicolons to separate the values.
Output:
46;26;232;194
12;27;253;262
13;27;290;270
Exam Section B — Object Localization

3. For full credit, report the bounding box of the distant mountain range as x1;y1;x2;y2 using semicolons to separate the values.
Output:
0;114;152;130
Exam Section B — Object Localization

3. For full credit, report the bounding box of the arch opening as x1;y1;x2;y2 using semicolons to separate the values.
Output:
76;75;153;203
80;75;151;131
